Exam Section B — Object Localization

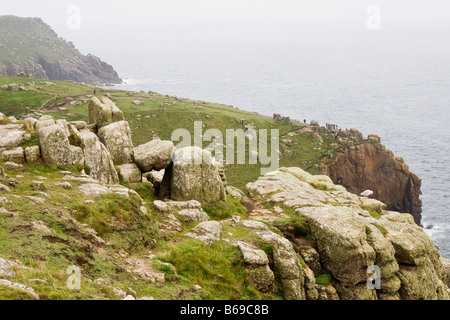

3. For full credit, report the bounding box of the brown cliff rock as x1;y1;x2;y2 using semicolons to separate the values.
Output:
326;143;422;224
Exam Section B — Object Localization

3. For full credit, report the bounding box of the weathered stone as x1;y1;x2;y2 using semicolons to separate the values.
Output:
118;163;142;183
23;118;38;132
171;146;226;205
237;241;269;265
30;181;47;191
177;209;210;222
78;183;111;196
226;186;245;199
133;139;174;172
38;124;84;166
153;199;202;213
97;121;134;165
185;221;223;245
4;162;23;171
88;96;124;128
397;258;440;300
2;146;25;162
303;267;319;300
333;282;377;300
298;206;376;285
299;247;322;275
0;124;25;149
0;258;16;278
247;264;274;292
257;230;306;300
78;129;119;184
25;146;40;163
31;221;52;233
0;183;11;193
55;182;72;190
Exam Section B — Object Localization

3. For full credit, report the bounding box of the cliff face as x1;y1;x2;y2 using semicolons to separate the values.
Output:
0;16;121;85
326;143;422;224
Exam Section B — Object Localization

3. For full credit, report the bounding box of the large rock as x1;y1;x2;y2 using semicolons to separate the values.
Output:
78;129;119;184
0;258;16;278
170;146;226;205
118;163;141;183
88;96;124;129
38;124;84;166
257;230;307;300
133;139;174;172
0;124;25;149
2;147;24;162
185;221;223;245
298;206;376;285
25;146;40;163
97;121;133;165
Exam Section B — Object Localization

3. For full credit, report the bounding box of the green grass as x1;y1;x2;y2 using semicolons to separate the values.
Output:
315;271;332;285
203;195;247;221
155;239;281;300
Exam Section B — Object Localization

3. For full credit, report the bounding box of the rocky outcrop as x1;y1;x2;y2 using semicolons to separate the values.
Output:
326;143;422;224
168;146;226;205
118;163;141;184
97;121;134;165
37;122;84;166
133;139;174;172
245;167;449;300
89;97;124;129
0;16;121;85
78;129;119;184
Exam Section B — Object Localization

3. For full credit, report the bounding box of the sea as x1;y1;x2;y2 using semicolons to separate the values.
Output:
73;21;450;258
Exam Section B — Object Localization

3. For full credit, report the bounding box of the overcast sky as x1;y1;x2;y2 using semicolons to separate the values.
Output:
3;0;450;27
2;1;450;55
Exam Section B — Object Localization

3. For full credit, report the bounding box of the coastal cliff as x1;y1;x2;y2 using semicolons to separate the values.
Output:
0;16;121;85
326;142;422;224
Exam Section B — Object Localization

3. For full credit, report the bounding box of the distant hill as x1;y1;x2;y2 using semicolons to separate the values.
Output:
0;15;121;85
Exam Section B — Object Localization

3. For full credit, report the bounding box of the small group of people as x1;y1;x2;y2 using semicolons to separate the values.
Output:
326;123;340;131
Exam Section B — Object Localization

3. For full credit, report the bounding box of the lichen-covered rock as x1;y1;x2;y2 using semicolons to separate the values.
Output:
2;146;25;162
0;124;25;149
133;139;174;172
226;186;245;199
170;146;226;205
78;183;111;196
97;121;133;165
38;124;84;166
185;221;223;245
118;163;141;184
298;206;376;285
153;199;202;213
78;129;119;184
88;96;124;129
177;209;210;222
237;241;269;265
237;241;274;292
0;258;17;278
257;230;306;300
24;146;40;163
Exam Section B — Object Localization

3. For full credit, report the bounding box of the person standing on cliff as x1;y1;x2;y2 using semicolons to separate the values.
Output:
94;89;96;95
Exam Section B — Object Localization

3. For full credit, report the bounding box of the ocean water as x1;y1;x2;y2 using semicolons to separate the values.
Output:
88;23;450;257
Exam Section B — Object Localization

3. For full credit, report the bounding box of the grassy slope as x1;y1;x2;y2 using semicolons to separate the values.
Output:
0;16;75;63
